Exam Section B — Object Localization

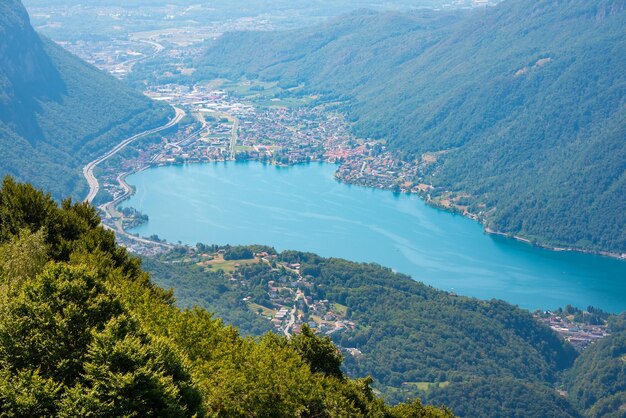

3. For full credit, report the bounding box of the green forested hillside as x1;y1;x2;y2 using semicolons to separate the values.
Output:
0;0;170;199
426;377;583;418
140;247;581;417
199;0;626;253
564;332;626;418
0;176;453;417
279;253;579;405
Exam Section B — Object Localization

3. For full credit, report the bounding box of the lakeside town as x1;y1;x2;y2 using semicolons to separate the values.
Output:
94;81;472;236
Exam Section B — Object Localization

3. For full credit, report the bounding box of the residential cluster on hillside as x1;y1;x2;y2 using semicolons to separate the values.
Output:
335;153;421;192
534;311;610;350
231;254;358;339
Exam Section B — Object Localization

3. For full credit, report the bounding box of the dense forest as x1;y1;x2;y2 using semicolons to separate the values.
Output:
426;377;583;418
564;331;626;418
0;0;171;200
198;0;626;253
0;177;457;417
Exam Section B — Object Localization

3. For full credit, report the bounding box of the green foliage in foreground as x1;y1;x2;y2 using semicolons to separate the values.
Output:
0;176;453;416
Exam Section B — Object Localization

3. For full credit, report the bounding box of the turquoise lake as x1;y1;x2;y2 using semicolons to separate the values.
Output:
126;162;626;312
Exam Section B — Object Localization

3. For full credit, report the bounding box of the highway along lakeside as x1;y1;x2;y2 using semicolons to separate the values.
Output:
82;106;185;249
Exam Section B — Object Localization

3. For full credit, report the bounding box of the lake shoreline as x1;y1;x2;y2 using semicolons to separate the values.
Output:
482;227;626;262
109;158;626;263
334;167;626;262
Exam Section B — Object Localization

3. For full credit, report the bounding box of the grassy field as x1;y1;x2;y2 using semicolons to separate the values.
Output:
222;80;281;97
235;145;256;152
254;97;314;108
197;254;259;273
215;79;315;108
248;302;276;318
332;302;348;316
406;381;450;392
381;381;451;401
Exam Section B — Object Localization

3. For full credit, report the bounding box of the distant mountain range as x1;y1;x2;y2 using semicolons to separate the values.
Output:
199;0;626;254
0;0;169;199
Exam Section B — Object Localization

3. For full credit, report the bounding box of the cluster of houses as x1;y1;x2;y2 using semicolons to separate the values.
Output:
107;80;439;201
335;152;421;193
534;311;610;350
243;257;357;337
237;107;355;165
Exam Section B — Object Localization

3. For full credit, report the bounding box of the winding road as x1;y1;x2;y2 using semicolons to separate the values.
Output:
80;39;183;250
83;106;185;204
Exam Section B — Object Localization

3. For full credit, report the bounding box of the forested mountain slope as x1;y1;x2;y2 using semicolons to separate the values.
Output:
142;248;582;417
426;377;583;418
200;0;626;253
564;331;626;418
0;0;170;199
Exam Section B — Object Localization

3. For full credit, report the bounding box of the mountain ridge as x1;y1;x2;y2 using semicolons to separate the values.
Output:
0;0;171;200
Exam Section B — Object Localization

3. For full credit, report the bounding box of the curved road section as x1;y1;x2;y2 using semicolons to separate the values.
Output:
83;106;185;203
